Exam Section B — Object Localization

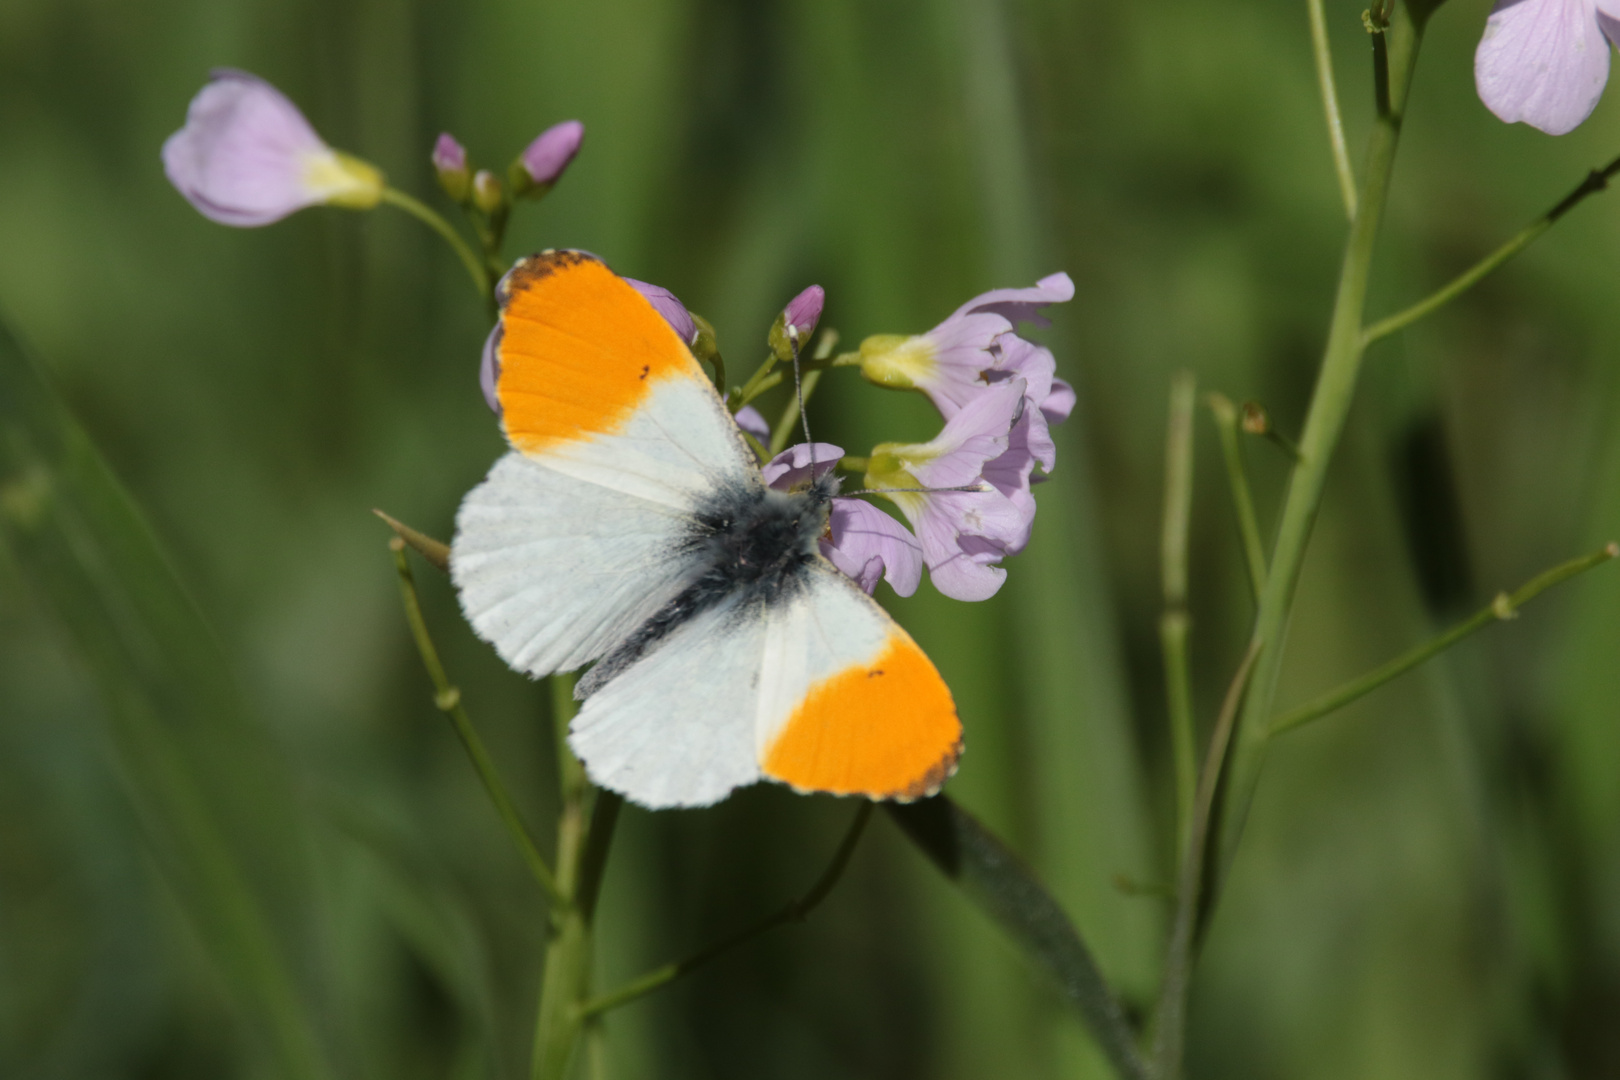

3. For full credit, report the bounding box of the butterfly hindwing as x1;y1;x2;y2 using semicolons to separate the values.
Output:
756;566;961;801
568;563;961;809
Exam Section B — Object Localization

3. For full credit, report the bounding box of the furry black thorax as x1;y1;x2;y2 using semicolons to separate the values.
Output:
575;471;837;698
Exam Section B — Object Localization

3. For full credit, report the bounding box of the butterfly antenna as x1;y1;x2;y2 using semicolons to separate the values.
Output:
790;331;815;466
845;483;989;496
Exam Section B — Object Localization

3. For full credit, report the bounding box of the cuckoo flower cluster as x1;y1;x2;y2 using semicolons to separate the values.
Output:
623;277;1075;602
161;69;1071;603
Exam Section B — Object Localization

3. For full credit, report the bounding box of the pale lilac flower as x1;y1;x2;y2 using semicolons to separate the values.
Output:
624;278;698;345
734;405;771;443
865;378;1031;601
783;285;825;344
858;273;1074;471
433;133;470;202
762;443;923;597
163;70;383;226
519;120;584;189
1475;0;1620;135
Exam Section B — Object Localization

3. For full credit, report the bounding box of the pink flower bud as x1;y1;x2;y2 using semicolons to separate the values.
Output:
432;133;470;202
782;285;824;343
520;120;584;189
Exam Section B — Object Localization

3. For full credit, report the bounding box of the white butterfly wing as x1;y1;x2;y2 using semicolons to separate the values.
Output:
569;564;961;809
450;250;754;680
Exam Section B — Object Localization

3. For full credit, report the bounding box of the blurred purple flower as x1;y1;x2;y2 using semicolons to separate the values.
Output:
762;443;923;597
432;133;471;202
163;69;383;226
520;120;584;188
734;405;771;442
858;272;1074;472
625;278;698;345
866;378;1031;601
432;133;466;173
1475;0;1620;135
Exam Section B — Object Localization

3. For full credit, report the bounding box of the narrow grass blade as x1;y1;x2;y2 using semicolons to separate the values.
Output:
0;318;335;1080
888;797;1149;1080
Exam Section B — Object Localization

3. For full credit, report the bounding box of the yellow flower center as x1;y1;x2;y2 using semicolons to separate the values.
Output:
858;334;938;391
301;149;385;210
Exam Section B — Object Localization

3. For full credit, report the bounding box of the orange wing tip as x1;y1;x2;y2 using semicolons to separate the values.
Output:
495;248;594;309
493;249;701;453
760;633;963;801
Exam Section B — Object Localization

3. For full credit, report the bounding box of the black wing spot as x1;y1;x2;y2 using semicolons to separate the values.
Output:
639;364;650;380
868;669;884;678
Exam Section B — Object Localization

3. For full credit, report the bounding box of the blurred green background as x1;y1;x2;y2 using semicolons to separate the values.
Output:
3;0;1620;1076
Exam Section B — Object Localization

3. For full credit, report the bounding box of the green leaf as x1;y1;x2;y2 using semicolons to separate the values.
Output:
887;797;1149;1080
0;316;336;1080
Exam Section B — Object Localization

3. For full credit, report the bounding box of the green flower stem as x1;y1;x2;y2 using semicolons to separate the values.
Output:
731;353;780;411
530;675;621;1080
1207;394;1267;606
577;801;873;1020
1271;542;1619;736
389;540;562;905
1308;0;1357;220
1215;6;1425;882
1159;372;1198;859
379;188;490;299
839;456;869;473
1151;640;1262;1080
1361;151;1620;346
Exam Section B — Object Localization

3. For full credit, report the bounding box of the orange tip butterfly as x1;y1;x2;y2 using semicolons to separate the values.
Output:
451;250;962;809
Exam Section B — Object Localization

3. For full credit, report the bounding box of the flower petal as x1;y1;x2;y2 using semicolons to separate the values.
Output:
1476;0;1613;135
821;498;923;597
953;271;1075;327
762;443;844;490
905;379;1025;489
734;405;771;442
624;278;697;345
480;323;502;414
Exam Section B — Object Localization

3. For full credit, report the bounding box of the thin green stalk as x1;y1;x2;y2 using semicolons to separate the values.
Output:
1272;543;1618;735
1308;0;1357;219
389;540;561;905
1151;641;1262;1080
731;352;780;411
380;187;490;298
530;676;620;1080
1160;372;1198;858
1361;151;1620;346
578;801;873;1019
1216;6;1426;881
1207;394;1267;606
